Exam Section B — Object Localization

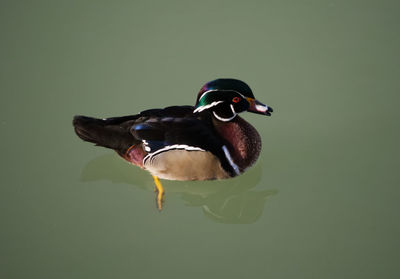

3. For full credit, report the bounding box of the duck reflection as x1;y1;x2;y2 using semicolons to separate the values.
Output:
80;154;277;224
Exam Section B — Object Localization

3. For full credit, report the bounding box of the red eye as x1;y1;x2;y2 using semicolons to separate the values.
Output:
232;97;240;103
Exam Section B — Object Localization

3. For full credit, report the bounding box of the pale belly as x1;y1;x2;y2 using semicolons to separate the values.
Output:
143;150;230;181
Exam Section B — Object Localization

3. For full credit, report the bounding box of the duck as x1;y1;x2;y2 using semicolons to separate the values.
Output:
73;78;273;210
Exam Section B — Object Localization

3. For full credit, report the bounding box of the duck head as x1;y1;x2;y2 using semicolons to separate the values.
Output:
193;78;273;121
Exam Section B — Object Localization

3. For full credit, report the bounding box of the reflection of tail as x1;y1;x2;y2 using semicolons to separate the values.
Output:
73;115;138;155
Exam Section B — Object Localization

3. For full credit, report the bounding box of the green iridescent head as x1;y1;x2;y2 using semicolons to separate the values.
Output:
194;78;273;121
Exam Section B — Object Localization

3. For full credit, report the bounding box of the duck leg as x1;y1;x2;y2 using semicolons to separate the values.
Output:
152;175;165;210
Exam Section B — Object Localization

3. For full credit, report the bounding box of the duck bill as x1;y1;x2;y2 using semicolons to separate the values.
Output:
247;98;273;116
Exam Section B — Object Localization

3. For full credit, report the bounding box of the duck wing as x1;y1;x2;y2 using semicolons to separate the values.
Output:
130;107;236;176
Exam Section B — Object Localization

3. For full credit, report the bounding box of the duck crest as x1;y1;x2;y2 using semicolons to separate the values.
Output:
212;115;262;173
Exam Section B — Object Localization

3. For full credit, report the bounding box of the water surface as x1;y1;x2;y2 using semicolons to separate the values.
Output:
1;1;399;278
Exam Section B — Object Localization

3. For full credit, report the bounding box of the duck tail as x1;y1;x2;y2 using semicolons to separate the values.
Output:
73;115;135;154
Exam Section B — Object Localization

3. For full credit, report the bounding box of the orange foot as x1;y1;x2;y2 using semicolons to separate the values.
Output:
152;175;165;211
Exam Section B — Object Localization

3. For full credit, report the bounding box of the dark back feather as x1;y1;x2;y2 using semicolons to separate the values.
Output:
73;115;138;155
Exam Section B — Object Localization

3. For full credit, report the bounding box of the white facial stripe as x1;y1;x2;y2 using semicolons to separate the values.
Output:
199;89;246;101
230;104;236;114
193;101;223;113
143;144;205;164
212;111;236;122
195;90;250;114
222;145;240;175
231;91;247;99
198;89;219;102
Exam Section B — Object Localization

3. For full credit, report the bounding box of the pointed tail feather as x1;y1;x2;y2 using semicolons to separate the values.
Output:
73;115;137;154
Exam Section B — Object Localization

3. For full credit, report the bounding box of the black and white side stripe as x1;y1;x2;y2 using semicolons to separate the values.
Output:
143;144;205;164
142;141;240;176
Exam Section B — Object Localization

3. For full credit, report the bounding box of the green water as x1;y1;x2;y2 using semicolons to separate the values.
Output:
1;0;399;278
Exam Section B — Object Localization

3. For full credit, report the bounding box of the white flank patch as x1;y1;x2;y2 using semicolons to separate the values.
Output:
142;140;151;152
193;101;224;113
143;144;205;164
222;145;240;175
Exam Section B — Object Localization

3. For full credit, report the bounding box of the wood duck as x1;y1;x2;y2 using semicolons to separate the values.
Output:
73;78;273;210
